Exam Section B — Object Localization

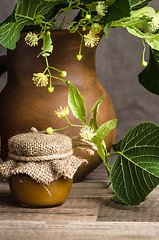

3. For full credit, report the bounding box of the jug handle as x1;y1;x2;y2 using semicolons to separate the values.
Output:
0;55;7;76
0;55;7;158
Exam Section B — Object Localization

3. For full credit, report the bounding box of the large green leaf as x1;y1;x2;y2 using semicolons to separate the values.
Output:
138;48;159;95
68;85;87;124
111;122;159;205
104;0;131;24
0;0;64;49
130;0;152;10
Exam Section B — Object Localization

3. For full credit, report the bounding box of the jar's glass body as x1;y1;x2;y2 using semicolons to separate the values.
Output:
9;175;73;207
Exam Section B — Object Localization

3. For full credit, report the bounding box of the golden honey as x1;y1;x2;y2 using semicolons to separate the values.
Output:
9;174;73;207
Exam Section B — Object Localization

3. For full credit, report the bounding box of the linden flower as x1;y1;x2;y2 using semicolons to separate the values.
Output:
84;31;100;48
150;13;159;30
96;1;107;17
25;32;39;47
80;126;95;142
55;106;70;119
32;73;49;87
91;23;103;34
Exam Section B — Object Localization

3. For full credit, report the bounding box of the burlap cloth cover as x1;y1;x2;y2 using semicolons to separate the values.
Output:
0;131;87;185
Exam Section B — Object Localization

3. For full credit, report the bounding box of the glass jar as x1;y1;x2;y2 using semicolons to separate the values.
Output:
9;174;73;207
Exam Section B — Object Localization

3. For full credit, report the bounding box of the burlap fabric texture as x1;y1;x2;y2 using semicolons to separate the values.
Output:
0;131;88;185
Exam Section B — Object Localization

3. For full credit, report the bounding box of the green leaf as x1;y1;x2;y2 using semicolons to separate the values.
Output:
80;0;99;3
126;27;159;51
94;119;117;145
130;6;156;18
104;0;131;23
68;85;87;124
104;24;109;38
0;0;65;49
93;119;117;160
138;48;159;95
41;31;53;57
130;0;152;10
111;195;126;204
105;0;116;7
145;33;159;51
0;3;28;50
89;94;105;131
110;122;159;205
85;3;97;10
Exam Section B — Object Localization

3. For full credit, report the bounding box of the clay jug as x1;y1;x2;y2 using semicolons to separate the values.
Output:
0;30;116;181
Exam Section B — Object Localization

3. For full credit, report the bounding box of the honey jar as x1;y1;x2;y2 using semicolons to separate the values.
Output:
0;131;87;207
9;175;73;207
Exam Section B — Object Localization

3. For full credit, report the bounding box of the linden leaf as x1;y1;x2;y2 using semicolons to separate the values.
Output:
104;24;109;38
104;0;131;24
126;27;159;51
130;0;152;10
93;119;117;161
130;6;156;18
110;122;159;205
41;32;53;57
138;48;159;95
0;0;65;49
68;85;87;124
89;94;105;131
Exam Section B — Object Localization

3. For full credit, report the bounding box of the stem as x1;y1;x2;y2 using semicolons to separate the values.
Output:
105;163;111;176
45;56;52;85
71;124;84;128
53;125;71;132
110;19;149;28
76;6;88;13
45;56;49;68
108;151;120;158
16;14;34;21
36;19;57;28
65;116;84;128
77;29;84;38
49;66;62;73
104;151;124;176
59;11;69;30
108;151;129;161
43;67;48;74
64;116;72;126
78;35;84;55
51;75;67;82
142;38;146;62
52;123;83;132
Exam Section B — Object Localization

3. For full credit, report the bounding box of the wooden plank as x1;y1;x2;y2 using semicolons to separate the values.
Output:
0;221;159;240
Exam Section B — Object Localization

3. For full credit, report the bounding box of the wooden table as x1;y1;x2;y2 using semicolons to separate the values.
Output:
0;163;159;240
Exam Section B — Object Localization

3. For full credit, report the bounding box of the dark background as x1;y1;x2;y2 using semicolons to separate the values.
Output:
0;0;158;155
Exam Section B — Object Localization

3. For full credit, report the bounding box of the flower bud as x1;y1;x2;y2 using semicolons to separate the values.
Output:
60;71;67;78
46;127;54;135
141;60;148;67
85;14;91;20
77;54;83;61
48;86;54;93
66;80;71;85
82;26;87;32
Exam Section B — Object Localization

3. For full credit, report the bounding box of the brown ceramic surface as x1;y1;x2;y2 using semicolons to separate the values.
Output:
0;30;116;180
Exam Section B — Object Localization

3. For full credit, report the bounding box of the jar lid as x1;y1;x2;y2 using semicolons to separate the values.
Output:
0;131;88;185
8;131;73;161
